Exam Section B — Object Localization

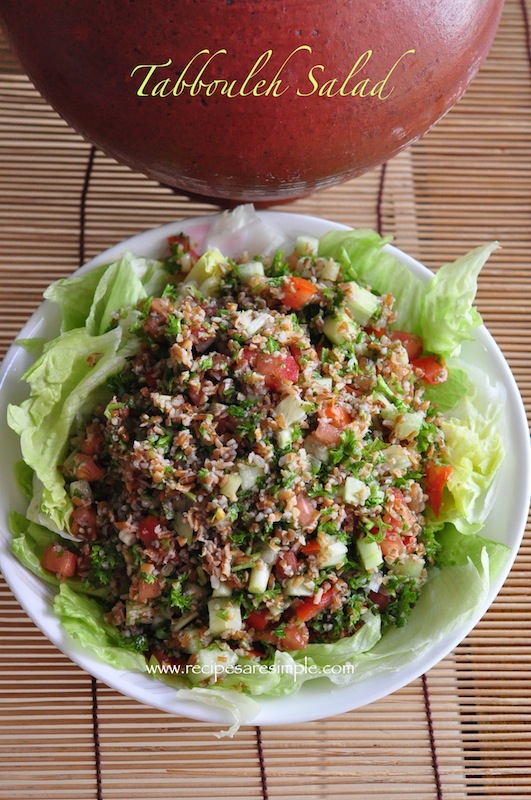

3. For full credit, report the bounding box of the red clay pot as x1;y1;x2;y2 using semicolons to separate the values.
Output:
0;0;504;202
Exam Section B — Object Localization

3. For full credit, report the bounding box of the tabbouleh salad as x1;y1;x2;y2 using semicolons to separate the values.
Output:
7;209;507;698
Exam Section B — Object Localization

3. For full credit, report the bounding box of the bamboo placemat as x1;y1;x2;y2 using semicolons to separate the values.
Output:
1;2;530;798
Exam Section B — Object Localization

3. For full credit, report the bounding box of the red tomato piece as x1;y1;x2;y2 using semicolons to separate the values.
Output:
280;276;318;310
254;353;299;390
274;550;299;581
41;543;78;580
137;516;162;548
167;233;199;258
368;589;392;611
411;355;448;384
70;504;98;539
300;539;321;556
80;422;104;456
295;494;319;530
137;579;163;603
425;461;452;517
73;454;105;482
278;621;310;651
383;489;417;534
246;610;270;632
313;420;343;446
295;587;335;623
389;330;423;360
320;401;351;428
380;531;407;560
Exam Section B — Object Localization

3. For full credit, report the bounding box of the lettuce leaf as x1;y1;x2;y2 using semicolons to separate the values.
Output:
318;230;497;358
7;322;138;535
44;252;168;335
434;363;506;534
54;584;146;671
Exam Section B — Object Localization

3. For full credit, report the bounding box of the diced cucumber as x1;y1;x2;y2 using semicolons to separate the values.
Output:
178;626;204;655
276;428;293;449
295;234;319;257
207;597;243;636
248;559;271;594
237;260;265;284
343;281;380;325
304;434;329;464
394;412;424;440
393;556;426;580
68;479;92;501
372;390;399;421
343;476;370;506
172;512;194;542
319;534;348;568
323;311;359;345
319;259;341;282
189;646;239;683
211;577;233;597
274;393;307;426
382;444;413;471
237;462;265;492
285;577;316;596
357;537;383;571
220;472;242;499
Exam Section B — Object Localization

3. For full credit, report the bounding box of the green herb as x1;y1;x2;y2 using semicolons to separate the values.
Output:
329;429;360;466
265;336;280;353
165;314;182;338
169;577;193;611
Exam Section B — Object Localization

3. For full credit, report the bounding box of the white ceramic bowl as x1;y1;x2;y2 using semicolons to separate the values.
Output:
0;211;529;728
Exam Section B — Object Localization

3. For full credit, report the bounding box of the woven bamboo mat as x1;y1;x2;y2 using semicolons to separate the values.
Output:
1;2;530;798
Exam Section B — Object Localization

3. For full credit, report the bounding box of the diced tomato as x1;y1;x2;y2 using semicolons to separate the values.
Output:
278;621;309;651
137;516;162;548
383;488;417;534
274;550;299;581
368;589;391;611
167;233;198;258
412;355;448;385
280;276;318;310
295;587;335;623
246;609;270;632
295;494;319;530
137;579;163;603
313;420;343;446
254;352;299;391
300;539;321;556
70;504;98;539
389;330;423;360
425;461;452;517
41;543;78;580
320;401;352;428
80;422;104;456
380;531;406;560
73;454;105;482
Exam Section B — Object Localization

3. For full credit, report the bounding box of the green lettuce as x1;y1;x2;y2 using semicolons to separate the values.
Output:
7;325;137;533
7;252;168;535
44;252;168;334
54;584;146;671
318;230;498;358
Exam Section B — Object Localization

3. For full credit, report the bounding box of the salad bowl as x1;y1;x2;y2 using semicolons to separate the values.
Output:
0;208;529;733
